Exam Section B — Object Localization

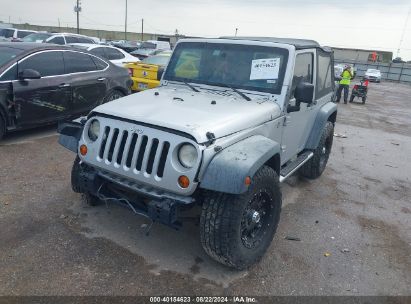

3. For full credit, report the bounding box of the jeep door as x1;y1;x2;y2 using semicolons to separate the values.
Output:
12;51;72;127
63;51;108;116
281;50;318;162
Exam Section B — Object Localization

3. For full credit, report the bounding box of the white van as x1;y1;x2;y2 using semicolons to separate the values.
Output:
0;28;37;41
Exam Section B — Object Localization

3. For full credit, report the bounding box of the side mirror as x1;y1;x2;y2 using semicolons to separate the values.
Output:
295;82;314;104
18;69;41;80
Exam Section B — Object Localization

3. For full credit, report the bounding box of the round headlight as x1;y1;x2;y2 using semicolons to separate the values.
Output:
178;144;198;168
88;119;100;141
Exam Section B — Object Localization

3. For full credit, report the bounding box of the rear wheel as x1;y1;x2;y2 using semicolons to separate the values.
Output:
362;96;367;104
102;90;125;104
300;121;334;179
200;166;282;269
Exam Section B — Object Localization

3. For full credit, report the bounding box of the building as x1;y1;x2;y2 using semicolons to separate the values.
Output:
332;47;393;63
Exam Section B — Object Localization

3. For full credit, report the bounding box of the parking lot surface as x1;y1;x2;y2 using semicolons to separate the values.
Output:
0;82;410;296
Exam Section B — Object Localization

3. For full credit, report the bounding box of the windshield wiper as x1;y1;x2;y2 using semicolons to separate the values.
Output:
219;84;251;101
183;81;200;93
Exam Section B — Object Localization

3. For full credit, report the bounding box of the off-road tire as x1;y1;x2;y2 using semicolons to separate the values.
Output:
71;156;100;206
299;121;334;179
349;94;355;103
200;166;282;270
102;89;125;104
0;115;5;140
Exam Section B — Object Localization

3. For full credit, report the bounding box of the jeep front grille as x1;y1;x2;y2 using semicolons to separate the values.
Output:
98;126;170;179
80;116;201;195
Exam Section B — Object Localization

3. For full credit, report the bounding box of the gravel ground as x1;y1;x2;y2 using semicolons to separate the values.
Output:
0;81;410;296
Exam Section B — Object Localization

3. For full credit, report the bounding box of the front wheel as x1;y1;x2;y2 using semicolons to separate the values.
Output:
362;96;367;104
300;121;334;179
71;156;100;206
349;94;355;103
200;166;282;269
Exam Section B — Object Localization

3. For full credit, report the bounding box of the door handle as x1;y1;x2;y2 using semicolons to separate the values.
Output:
97;77;106;81
59;83;71;88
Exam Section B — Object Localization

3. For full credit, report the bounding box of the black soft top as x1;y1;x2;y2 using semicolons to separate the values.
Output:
220;36;332;52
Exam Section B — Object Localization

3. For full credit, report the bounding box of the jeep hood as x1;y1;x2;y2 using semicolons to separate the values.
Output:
92;86;282;143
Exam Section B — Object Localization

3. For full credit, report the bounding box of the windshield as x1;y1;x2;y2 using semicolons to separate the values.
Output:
0;46;24;66
367;69;379;73
141;42;156;49
164;42;289;94
142;54;170;66
22;33;52;42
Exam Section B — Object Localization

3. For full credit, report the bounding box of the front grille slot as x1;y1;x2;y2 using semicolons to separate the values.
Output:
97;126;171;180
157;142;170;178
107;129;119;162
135;135;148;171
146;139;159;174
99;126;111;159
115;131;128;165
125;134;138;168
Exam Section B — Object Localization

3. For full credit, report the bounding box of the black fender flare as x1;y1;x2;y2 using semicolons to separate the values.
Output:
200;135;281;194
305;102;337;150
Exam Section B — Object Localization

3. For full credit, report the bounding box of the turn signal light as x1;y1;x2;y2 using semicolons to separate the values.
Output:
79;144;88;156
178;175;190;188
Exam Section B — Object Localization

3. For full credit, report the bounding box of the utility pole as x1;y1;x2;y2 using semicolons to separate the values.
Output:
125;0;128;40
141;18;144;41
58;18;61;31
74;0;81;34
235;28;238;36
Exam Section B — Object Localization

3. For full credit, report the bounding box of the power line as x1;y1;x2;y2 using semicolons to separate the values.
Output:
397;6;411;57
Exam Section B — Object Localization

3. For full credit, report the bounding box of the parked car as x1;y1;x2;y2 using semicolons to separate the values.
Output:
0;43;132;140
110;40;141;53
68;43;140;67
130;40;171;60
59;37;337;269
22;33;96;45
364;68;381;82
392;57;405;63
0;28;37;41
125;51;171;91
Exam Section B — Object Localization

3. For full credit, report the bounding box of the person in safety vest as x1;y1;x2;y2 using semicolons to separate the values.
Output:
336;65;353;104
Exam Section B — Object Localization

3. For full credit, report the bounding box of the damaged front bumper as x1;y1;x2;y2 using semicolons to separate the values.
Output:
73;160;195;229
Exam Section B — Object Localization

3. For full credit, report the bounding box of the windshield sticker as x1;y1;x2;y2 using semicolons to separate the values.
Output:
250;58;280;80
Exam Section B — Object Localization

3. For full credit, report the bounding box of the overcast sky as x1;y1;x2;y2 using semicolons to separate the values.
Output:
1;0;410;60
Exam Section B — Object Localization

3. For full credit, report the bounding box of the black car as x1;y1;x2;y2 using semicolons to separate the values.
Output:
0;43;132;140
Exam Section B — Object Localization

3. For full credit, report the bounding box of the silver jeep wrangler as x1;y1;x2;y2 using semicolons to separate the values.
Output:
59;37;337;269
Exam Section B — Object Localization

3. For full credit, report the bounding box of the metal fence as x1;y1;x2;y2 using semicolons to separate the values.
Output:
335;59;411;83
